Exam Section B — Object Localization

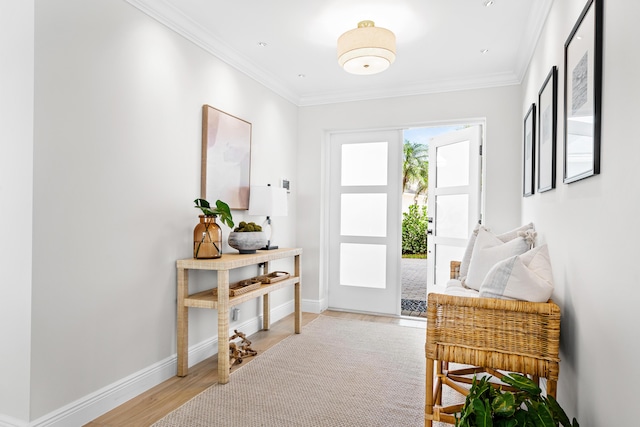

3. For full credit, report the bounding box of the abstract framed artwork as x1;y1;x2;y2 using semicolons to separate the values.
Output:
201;105;252;210
563;0;603;184
537;66;558;193
523;103;536;197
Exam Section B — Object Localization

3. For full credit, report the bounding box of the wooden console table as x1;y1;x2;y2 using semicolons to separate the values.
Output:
176;247;302;384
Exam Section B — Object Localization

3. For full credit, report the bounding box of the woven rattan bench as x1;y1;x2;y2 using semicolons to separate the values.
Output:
424;261;561;426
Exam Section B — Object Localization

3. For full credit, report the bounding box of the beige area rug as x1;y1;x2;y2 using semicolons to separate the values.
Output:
152;315;429;427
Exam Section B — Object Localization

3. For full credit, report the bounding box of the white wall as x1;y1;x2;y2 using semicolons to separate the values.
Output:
521;1;640;424
30;0;297;421
0;0;34;424
298;86;523;305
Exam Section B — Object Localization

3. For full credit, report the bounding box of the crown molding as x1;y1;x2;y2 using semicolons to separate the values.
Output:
297;71;521;106
124;0;300;105
514;0;555;82
125;0;551;107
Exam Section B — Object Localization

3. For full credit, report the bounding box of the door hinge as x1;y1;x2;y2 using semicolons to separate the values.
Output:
479;145;483;155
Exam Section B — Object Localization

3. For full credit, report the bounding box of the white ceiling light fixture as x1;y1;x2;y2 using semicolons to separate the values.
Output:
337;20;396;75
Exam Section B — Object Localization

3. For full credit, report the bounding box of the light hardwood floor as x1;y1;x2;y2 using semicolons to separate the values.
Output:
85;311;424;427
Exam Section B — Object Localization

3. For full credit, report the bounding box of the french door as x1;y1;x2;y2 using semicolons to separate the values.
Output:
426;125;482;292
328;130;403;315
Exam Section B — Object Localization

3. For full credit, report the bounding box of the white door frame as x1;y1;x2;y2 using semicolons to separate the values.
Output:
318;120;486;313
426;125;483;292
326;129;403;315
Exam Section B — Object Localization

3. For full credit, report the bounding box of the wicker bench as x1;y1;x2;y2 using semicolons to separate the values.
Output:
424;261;561;426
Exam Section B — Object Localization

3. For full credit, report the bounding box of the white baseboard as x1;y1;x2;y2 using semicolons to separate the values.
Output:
0;414;28;427
25;298;318;427
301;297;326;314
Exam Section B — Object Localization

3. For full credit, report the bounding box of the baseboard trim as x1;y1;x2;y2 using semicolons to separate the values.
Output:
26;298;317;427
301;297;325;314
0;414;28;427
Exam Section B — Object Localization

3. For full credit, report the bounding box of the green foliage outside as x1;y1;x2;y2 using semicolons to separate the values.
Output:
456;374;579;427
402;139;429;257
402;204;428;257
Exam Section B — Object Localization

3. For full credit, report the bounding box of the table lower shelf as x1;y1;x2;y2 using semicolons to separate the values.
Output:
184;276;300;309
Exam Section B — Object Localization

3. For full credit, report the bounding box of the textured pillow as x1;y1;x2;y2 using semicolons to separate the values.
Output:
459;223;534;280
464;228;532;291
479;244;554;303
444;279;480;298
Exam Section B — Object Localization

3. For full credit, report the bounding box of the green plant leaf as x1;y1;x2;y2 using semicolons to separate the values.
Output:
545;395;571;427
495;419;519;427
193;198;234;229
502;374;542;397
493;392;516;417
214;199;234;228
525;401;555;427
513;410;528;427
194;198;216;216
473;398;493;427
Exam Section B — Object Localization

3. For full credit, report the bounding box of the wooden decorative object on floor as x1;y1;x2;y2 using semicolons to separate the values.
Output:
229;330;257;367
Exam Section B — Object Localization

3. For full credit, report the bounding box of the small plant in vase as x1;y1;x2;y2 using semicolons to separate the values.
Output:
193;198;234;259
228;221;268;254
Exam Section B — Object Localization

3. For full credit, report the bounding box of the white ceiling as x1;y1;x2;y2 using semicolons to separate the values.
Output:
126;0;553;106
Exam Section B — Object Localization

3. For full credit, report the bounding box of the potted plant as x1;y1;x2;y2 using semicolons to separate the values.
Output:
193;198;234;259
456;373;579;427
228;221;267;254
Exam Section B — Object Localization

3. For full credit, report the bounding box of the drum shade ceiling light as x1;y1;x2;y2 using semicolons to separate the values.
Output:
337;20;396;75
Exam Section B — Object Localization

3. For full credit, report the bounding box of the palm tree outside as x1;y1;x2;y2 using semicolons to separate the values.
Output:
400;125;463;317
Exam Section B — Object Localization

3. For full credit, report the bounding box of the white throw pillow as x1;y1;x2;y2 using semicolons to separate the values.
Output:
444;279;480;298
464;228;531;291
458;223;534;280
479;244;554;303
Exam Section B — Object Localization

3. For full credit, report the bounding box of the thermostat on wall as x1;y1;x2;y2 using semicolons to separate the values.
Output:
281;178;290;192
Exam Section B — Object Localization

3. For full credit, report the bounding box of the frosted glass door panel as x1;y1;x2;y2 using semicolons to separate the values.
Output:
426;126;482;290
329;129;401;315
341;142;388;186
340;243;386;289
435;194;469;239
434;244;466;287
341;193;387;237
436;140;470;188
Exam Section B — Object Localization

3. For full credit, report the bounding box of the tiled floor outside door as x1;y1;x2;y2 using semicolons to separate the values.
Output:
401;258;428;318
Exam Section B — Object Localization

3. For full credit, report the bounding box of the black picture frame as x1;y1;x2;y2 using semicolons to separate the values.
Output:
563;0;603;184
523;103;536;197
537;66;558;192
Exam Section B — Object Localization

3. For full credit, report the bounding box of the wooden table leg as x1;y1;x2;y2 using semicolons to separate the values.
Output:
425;357;434;427
262;260;270;330
177;267;189;377
262;294;270;330
217;270;230;384
294;254;301;334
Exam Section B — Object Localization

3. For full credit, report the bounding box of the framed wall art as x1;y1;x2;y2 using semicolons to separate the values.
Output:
563;0;603;183
523;103;536;197
201;105;252;210
537;66;558;192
